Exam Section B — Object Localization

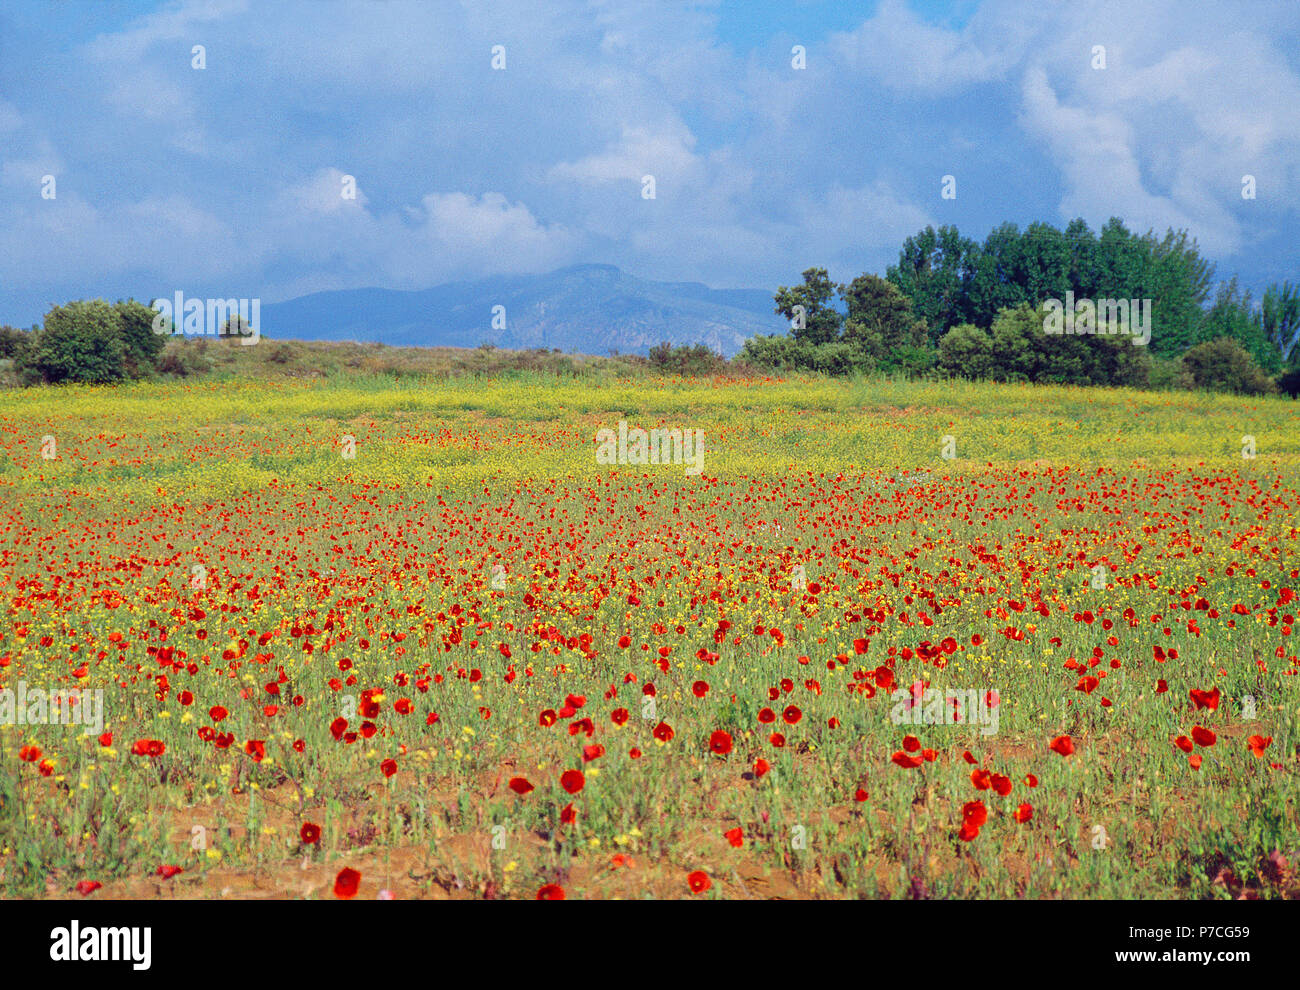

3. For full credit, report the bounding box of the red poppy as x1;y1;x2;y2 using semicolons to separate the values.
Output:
334;867;361;899
1014;803;1033;823
854;788;869;802
381;758;398;778
782;705;802;725
891;751;922;769
537;883;566;900
1190;687;1221;711
508;776;535;795
1248;734;1272;758
687;870;711;894
709;730;733;756
652;721;675;742
902;735;921;753
75;880;102;896
724;827;744;848
1049;735;1074;757
1191;726;1216;747
560;769;585;794
300;823;321;844
753;757;771;777
156;865;183;879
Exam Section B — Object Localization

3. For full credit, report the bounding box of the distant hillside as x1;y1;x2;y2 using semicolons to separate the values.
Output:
259;264;786;356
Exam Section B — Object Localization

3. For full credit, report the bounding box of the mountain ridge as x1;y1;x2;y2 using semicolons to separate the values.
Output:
258;265;787;356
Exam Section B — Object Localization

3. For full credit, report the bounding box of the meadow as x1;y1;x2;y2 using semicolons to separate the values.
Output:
1;371;1298;899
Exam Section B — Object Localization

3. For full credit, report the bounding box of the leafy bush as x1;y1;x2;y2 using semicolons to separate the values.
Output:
937;324;994;379
19;300;128;384
1181;338;1275;395
647;341;726;376
114;298;166;375
1148;356;1195;392
738;335;872;374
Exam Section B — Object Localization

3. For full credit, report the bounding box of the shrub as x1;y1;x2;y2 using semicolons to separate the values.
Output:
20;300;128;384
937;323;994;379
647;341;726;376
1181;337;1275;395
114;299;166;375
1148;356;1195;391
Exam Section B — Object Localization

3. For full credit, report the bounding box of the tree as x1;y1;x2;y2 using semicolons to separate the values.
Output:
1140;228;1214;357
839;274;927;361
774;268;842;345
0;325;32;362
1262;281;1300;367
966;222;1030;328
1198;278;1277;373
20;300;128;384
886;225;981;344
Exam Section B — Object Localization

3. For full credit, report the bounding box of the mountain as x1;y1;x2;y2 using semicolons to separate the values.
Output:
258;264;787;356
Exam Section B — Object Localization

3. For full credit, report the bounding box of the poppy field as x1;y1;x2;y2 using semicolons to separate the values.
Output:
1;373;1299;899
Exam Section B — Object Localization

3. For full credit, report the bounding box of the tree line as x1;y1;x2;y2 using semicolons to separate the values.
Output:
743;217;1300;396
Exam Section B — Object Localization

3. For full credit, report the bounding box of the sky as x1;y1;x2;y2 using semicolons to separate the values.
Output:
0;0;1297;329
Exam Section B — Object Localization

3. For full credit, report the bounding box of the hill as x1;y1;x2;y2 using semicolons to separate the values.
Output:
258;264;786;356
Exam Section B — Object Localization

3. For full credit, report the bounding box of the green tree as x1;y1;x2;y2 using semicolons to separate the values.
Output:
1261;281;1300;367
0;325;32;362
1198;278;1277;373
1140;228;1214;357
774;267;842;345
839;274;927;361
886;225;981;343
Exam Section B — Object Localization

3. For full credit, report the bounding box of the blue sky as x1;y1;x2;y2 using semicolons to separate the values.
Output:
0;0;1297;329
